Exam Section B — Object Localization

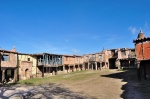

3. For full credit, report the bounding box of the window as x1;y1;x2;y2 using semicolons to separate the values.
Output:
76;58;78;62
121;51;126;57
66;57;68;61
111;50;115;56
28;58;30;61
86;56;89;60
99;55;102;59
92;55;95;58
7;70;11;76
2;55;9;61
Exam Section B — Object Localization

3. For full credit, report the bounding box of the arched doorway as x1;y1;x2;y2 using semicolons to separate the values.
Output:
25;69;29;79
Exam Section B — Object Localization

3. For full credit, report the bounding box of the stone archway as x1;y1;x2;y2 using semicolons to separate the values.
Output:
25;69;29;79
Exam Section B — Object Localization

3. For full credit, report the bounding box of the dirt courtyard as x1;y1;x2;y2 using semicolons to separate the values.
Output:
56;69;150;99
1;69;150;99
61;70;126;99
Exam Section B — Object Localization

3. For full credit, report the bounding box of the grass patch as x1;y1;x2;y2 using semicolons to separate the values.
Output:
18;70;98;85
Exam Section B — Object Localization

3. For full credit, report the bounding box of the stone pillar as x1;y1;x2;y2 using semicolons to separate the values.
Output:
63;65;65;72
95;62;97;70
73;65;76;71
78;64;80;71
105;62;108;69
107;62;109;69
137;61;141;81
74;65;76;71
55;67;58;75
14;68;18;82
82;63;85;70
100;62;102;70
116;59;121;69
2;69;6;83
72;66;74;72
88;62;89;70
68;66;70;73
129;60;130;68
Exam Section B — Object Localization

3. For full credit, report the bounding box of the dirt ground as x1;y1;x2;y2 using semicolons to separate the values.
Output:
58;69;150;99
59;70;126;99
1;69;150;99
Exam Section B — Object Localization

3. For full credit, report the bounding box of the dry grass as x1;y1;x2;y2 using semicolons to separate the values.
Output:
18;69;144;99
18;70;98;85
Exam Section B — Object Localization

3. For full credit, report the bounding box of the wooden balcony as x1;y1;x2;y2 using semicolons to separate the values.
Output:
89;57;96;62
128;53;136;59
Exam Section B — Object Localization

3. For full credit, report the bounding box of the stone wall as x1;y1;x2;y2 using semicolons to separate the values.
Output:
1;53;17;67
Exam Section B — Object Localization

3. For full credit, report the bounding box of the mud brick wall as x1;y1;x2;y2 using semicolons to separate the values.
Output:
63;56;75;65
20;61;32;80
1;53;17;67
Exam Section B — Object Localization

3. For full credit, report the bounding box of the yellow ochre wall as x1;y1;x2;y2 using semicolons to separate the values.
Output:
18;54;37;75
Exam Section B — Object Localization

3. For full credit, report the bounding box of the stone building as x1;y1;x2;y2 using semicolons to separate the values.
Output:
32;53;63;77
74;55;83;71
133;29;150;80
107;48;135;69
62;55;76;73
118;48;135;68
83;50;109;70
18;53;37;80
62;55;84;73
0;48;18;83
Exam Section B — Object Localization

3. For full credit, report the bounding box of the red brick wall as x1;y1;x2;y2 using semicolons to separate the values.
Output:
136;42;150;60
143;42;150;59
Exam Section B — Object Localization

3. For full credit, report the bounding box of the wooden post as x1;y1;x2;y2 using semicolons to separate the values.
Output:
42;54;45;77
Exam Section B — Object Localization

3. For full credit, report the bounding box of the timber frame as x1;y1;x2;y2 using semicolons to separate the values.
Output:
32;53;63;77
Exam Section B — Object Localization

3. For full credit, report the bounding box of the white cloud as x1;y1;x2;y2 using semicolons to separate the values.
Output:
128;26;137;34
144;22;149;29
28;42;68;54
72;49;80;54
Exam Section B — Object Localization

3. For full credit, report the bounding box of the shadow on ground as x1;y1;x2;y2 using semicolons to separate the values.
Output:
101;68;150;99
0;83;93;99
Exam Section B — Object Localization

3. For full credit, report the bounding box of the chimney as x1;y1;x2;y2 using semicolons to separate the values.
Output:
12;46;16;52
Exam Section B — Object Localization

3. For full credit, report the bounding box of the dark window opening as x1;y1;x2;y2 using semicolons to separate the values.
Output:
28;58;30;61
2;55;9;61
121;51;126;57
99;55;102;59
66;57;68;61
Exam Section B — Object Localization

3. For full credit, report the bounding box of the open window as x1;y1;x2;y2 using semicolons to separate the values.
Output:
2;55;9;61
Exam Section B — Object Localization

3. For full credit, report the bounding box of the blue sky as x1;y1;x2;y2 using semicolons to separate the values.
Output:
0;0;150;55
